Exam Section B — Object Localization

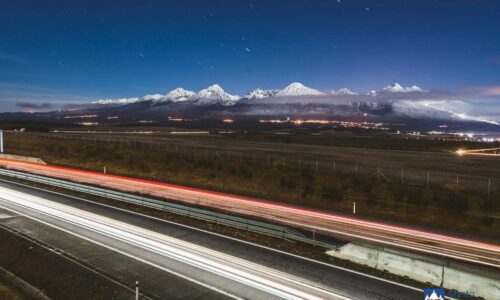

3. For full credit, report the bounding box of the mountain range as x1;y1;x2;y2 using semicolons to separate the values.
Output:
1;82;498;131
92;82;426;106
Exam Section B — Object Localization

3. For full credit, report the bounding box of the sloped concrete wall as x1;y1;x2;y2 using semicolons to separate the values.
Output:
443;266;500;300
326;243;379;268
0;154;46;165
377;251;443;285
326;242;500;300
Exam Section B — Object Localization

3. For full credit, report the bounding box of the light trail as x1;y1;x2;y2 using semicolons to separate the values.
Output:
0;186;349;300
0;157;499;268
456;147;500;157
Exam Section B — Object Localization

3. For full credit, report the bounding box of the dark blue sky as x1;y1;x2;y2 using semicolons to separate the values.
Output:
0;0;499;111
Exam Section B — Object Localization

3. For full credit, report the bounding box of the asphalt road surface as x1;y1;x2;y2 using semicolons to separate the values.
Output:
0;180;424;299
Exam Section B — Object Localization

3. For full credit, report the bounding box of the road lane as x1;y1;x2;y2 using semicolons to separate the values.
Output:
0;179;425;300
0;158;498;268
0;185;353;300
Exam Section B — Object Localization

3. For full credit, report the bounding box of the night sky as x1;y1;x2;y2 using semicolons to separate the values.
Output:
0;0;499;112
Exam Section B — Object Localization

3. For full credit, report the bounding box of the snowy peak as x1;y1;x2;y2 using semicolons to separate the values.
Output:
275;82;325;97
331;88;358;95
193;84;240;105
163;88;195;102
92;97;141;105
245;88;279;99
143;94;164;101
383;83;426;93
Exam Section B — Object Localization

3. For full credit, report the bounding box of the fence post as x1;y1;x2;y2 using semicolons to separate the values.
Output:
488;178;491;198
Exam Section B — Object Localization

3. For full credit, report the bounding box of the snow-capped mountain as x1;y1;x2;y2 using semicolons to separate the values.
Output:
275;82;325;97
331;88;358;95
142;94;164;101
382;83;426;93
192;84;240;105
245;88;280;99
161;88;195;102
93;97;141;105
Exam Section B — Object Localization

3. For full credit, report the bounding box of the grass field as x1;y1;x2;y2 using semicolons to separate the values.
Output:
0;280;25;300
4;132;500;239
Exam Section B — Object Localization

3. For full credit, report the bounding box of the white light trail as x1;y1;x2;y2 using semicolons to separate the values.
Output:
0;186;349;300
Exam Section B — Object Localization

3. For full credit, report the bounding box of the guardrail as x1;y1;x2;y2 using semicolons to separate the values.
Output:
0;168;339;250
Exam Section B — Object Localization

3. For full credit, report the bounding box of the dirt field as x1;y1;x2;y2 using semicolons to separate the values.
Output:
15;131;500;191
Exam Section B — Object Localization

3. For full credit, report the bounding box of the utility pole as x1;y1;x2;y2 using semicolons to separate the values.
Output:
0;129;3;153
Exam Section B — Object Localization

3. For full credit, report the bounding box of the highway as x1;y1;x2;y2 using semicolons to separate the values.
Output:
0;158;498;269
0;180;425;299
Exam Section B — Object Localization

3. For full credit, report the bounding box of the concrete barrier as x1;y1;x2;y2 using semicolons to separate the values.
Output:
443;266;500;300
377;251;443;286
326;242;500;299
0;154;46;165
326;243;379;268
